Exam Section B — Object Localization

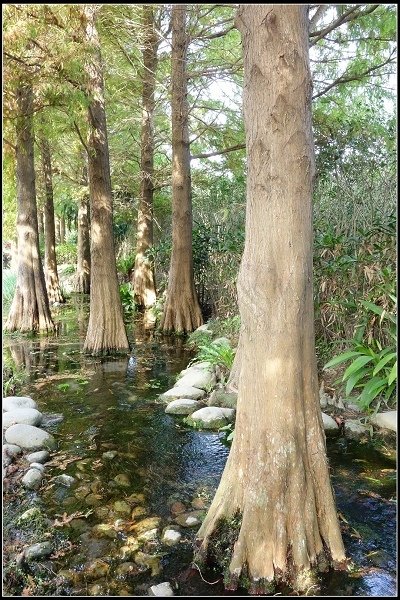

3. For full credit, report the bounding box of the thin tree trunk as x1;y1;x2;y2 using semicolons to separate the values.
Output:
132;5;158;309
59;215;65;244
196;6;346;592
161;4;203;333
40;136;65;304
38;208;44;238
75;162;91;294
5;80;54;333
82;5;129;355
55;215;60;244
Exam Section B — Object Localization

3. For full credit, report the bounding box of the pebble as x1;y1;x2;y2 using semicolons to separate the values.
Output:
162;529;182;545
22;468;44;490
25;541;53;561
26;450;50;464
149;582;174;596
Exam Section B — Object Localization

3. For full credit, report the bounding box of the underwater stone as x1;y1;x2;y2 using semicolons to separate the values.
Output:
55;474;76;486
162;529;182;546
21;468;44;490
149;582;174;596
114;473;131;487
25;541;53;561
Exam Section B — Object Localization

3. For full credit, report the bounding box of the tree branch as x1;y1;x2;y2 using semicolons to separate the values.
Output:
310;5;380;46
73;120;89;154
191;143;245;160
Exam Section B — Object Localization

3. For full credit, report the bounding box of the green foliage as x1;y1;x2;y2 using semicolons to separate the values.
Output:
191;338;235;371
119;282;135;315
3;270;16;309
219;422;235;445
324;298;397;411
56;242;77;264
117;253;136;278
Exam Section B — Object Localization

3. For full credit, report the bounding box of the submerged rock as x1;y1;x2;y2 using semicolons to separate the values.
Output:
174;511;204;527
134;551;162;576
165;399;202;415
186;406;234;430
25;541;53;561
22;468;44;490
26;450;50;464
132;516;161;536
162;529;182;546
85;559;110;580
55;474;76;486
102;450;118;460
160;386;206;402
114;473;131;487
5;424;56;450
91;523;118;539
149;582;174;596
114;500;131;515
3;396;38;412
3;408;42;429
115;562;140;578
371;411;397;433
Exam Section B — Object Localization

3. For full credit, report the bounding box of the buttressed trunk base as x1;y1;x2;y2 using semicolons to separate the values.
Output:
195;5;346;592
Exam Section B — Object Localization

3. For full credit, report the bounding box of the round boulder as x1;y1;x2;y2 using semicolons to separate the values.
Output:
186;406;234;430
3;396;38;412
160;386;206;401
3;408;42;429
5;424;56;451
165;399;202;415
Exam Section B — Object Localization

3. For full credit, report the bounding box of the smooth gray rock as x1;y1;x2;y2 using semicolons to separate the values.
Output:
175;369;216;391
25;541;53;561
41;413;64;428
371;411;397;433
160;386;206;401
102;450;117;460
29;462;45;472
165;399;201;415
344;420;369;440
3;396;38;412
3;408;42;429
26;450;50;464
3;443;22;458
5;424;56;450
149;582;174;597
55;474;75;486
22;468;44;490
179;362;213;377
187;406;234;430
207;389;237;409
321;413;339;434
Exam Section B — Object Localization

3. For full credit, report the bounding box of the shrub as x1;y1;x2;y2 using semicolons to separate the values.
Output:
324;297;397;412
190;338;236;371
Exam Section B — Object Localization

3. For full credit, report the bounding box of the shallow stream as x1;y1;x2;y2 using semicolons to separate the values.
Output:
3;296;397;596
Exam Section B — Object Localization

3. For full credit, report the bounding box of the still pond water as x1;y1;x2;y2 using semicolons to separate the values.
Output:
3;296;397;596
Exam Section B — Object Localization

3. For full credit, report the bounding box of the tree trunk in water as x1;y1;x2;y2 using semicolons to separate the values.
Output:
196;6;346;592
59;215;65;244
82;5;129;355
161;4;203;333
75;162;91;294
132;5;158;309
41;137;65;304
5;80;54;333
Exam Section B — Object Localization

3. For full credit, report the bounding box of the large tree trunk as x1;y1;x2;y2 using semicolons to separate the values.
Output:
82;5;129;355
196;6;346;592
5;80;54;333
161;4;203;333
132;5;158;309
40;136;65;304
75;162;91;294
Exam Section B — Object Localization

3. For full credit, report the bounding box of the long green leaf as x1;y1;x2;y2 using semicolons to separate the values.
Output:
343;356;374;380
345;368;369;396
359;378;387;409
388;361;397;386
372;352;396;376
323;351;361;370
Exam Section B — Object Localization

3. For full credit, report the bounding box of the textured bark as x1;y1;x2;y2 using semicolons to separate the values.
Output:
75;162;91;294
196;6;346;592
161;5;203;333
132;5;158;309
5;80;54;333
82;5;129;355
41;136;65;304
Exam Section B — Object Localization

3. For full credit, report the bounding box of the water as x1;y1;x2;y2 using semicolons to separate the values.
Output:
3;296;397;596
